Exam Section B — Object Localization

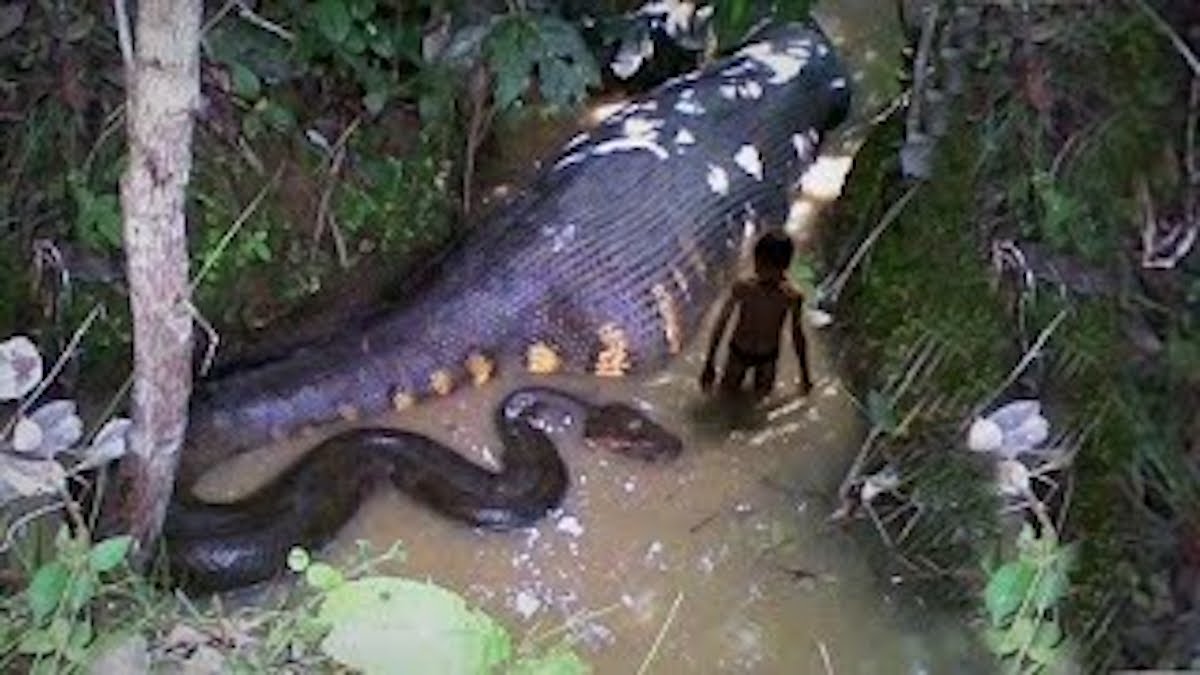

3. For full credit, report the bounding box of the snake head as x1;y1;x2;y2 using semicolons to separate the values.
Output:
583;403;683;462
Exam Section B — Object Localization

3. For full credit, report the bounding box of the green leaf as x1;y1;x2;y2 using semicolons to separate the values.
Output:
349;0;375;21
305;562;345;591
507;644;589;675
318;577;512;675
369;31;395;59
1032;560;1070;612
17;627;56;655
984;560;1036;625
1028;620;1063;664
66;616;94;662
1008;617;1036;647
314;0;352;44
230;63;262;100
363;89;390;115
345;28;367;55
27;561;70;623
865;389;897;433
261;101;297;132
64;572;95;614
983;626;1018;656
89;535;132;573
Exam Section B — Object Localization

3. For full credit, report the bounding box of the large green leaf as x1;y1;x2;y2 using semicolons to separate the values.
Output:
88;535;132;574
318;577;512;675
314;0;352;45
984;560;1036;625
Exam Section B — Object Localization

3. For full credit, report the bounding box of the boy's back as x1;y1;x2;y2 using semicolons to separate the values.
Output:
729;278;801;358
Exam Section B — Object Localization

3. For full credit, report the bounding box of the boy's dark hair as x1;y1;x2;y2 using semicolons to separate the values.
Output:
753;231;794;272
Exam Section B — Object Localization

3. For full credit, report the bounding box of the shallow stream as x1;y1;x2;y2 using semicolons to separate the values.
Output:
197;5;994;672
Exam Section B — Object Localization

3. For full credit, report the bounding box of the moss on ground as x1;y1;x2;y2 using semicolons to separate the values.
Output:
827;4;1197;668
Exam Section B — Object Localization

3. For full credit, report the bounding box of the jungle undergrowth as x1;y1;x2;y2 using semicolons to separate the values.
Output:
828;2;1196;672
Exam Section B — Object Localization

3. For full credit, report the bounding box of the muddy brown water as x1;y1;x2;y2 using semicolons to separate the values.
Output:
195;7;994;672
198;325;988;673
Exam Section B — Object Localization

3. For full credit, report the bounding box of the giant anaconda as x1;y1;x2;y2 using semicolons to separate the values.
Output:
169;22;850;591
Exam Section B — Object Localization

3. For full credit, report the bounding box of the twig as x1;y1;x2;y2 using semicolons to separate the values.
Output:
313;117;361;268
233;1;295;42
200;0;237;35
688;509;722;534
113;0;135;69
820;184;920;304
833;335;942;511
635;590;683;675
462;66;497;217
816;639;836;675
82;105;127;176
905;3;940;140
521;601;623;649
2;305;103;440
189;165;284;292
1129;0;1200;77
189;302;220;376
1188;78;1198;184
0;500;66;554
967;307;1068;426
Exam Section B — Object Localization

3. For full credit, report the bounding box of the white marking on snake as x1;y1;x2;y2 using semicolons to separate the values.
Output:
791;132;812;162
674;128;695;145
738;42;808;85
734;145;763;181
591;116;669;160
706;164;730;195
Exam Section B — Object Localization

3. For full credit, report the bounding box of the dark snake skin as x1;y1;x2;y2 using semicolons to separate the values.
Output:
168;21;851;591
166;387;680;591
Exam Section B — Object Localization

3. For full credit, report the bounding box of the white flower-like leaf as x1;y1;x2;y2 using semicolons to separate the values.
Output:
995;459;1031;497
861;466;901;503
967;417;1003;454
0;454;67;502
968;399;1051;458
0;335;43;401
76;417;132;470
805;307;834;328
11;416;43;454
18;400;83;457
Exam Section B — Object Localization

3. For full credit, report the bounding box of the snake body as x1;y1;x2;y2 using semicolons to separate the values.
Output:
167;387;679;591
168;22;850;591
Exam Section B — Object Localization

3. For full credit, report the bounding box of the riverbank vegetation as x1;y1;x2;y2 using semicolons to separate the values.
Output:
826;1;1197;671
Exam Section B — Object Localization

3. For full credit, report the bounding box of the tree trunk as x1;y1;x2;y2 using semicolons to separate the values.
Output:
114;0;201;563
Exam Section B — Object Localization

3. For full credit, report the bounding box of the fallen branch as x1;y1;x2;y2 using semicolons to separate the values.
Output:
820;184;920;305
1129;0;1200;77
313;117;361;269
636;590;683;675
967;307;1069;426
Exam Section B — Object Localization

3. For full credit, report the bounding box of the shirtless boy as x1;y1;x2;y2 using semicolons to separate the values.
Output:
700;231;813;400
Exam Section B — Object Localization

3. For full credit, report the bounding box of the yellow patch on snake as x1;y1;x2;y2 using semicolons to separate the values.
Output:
391;389;416;411
527;341;562;374
429;369;455;396
594;322;632;377
465;352;494;386
337;404;360;422
651;283;683;354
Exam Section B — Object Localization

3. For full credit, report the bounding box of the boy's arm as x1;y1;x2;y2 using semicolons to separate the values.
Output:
790;292;813;393
700;286;739;389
